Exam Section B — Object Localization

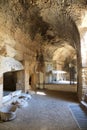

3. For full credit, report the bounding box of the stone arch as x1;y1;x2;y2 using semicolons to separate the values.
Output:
43;11;82;100
56;13;82;100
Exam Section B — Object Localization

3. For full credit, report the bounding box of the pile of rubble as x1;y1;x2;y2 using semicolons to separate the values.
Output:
0;90;31;122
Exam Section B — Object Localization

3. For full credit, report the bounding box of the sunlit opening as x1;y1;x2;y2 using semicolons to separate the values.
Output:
52;70;66;74
81;32;87;66
80;11;87;28
36;91;46;96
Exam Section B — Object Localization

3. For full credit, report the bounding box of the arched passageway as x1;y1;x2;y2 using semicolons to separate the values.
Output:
37;11;82;100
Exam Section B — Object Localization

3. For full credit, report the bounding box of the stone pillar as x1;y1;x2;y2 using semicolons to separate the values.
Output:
24;69;30;92
80;33;87;100
77;45;82;101
0;74;3;107
24;61;30;92
16;70;25;91
82;68;87;99
16;61;30;92
39;72;44;89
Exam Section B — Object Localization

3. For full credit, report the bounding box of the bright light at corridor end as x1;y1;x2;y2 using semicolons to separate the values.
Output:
81;11;87;28
36;91;46;96
81;32;87;66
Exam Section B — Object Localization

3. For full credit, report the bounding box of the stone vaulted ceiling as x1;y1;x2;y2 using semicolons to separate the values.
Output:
0;0;87;70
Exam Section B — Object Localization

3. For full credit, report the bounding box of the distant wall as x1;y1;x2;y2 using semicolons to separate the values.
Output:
44;84;77;93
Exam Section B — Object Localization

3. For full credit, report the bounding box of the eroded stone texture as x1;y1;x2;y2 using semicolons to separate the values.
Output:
0;75;3;107
0;0;87;102
0;0;82;63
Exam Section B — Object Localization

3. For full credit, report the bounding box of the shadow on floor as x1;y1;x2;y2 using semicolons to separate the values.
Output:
36;89;79;103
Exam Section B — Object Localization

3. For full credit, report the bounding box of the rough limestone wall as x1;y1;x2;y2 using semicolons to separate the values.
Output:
24;60;31;92
16;70;25;91
82;68;87;98
0;1;40;106
0;0;40;61
0;75;3;107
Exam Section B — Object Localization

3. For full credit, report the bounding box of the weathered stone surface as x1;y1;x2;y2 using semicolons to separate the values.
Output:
0;75;3;107
0;0;87;102
0;56;24;74
0;0;83;64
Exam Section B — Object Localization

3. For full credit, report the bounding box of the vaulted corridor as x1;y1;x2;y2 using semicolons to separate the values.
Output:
0;0;87;129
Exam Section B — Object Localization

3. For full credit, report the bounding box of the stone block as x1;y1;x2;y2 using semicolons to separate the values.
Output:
6;45;16;57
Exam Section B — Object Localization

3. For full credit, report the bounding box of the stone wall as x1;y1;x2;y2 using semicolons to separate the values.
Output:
44;84;77;93
24;61;30;92
16;70;25;91
0;75;3;107
82;68;87;97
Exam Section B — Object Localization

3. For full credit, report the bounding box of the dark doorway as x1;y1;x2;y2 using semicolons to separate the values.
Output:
29;76;32;86
3;72;17;91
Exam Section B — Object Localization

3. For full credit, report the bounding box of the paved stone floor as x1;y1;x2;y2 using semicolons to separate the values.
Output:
0;90;80;130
